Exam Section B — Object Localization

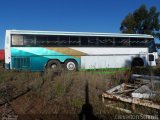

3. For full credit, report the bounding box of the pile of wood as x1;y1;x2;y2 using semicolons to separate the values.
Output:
102;74;160;119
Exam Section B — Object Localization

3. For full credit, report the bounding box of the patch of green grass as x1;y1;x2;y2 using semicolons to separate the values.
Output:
80;68;130;71
94;71;115;74
55;84;65;96
70;99;84;108
80;68;130;74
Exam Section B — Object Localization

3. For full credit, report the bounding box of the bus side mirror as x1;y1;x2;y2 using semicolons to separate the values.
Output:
149;54;154;61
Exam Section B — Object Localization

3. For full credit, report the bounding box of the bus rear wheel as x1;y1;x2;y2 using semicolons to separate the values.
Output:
64;60;78;71
131;58;144;67
47;60;62;71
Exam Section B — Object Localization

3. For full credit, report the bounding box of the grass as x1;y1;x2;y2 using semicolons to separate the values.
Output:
81;67;130;75
0;67;159;120
80;67;129;72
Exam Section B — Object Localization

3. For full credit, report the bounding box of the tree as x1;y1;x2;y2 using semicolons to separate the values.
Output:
120;4;160;38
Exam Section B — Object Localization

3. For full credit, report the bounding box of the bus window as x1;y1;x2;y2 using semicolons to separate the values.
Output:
36;36;48;46
12;35;23;46
147;39;156;53
24;35;35;46
98;37;114;46
80;37;88;46
48;36;59;46
115;37;129;47
88;37;97;46
70;36;80;46
59;36;69;46
130;38;146;47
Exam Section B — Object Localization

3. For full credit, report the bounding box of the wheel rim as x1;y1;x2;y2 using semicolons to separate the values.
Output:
51;64;57;69
66;62;76;71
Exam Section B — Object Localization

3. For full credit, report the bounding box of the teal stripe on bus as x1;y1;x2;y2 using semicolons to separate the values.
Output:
11;47;80;71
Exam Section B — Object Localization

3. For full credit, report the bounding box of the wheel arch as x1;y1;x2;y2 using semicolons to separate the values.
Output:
131;57;144;67
64;58;78;64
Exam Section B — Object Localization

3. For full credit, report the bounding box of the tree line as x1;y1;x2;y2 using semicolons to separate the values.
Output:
120;4;160;39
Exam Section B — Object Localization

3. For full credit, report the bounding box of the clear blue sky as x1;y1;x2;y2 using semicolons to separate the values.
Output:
0;0;160;49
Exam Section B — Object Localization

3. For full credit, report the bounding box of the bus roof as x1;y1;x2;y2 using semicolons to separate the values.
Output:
6;30;154;38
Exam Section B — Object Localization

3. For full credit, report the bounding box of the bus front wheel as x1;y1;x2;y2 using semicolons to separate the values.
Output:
64;59;78;71
47;60;61;71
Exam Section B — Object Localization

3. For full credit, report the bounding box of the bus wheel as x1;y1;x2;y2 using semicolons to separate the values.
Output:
47;60;61;71
132;58;144;67
64;60;78;71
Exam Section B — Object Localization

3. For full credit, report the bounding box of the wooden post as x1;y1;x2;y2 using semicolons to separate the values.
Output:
102;94;105;103
150;66;154;91
131;103;136;112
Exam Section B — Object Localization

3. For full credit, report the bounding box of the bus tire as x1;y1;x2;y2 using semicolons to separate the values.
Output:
47;60;62;71
64;59;78;71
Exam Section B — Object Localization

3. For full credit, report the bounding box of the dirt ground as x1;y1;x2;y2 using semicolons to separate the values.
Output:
0;68;129;120
0;67;159;120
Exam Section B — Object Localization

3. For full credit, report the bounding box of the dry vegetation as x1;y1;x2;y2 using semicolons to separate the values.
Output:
0;68;129;120
0;67;159;120
156;58;160;66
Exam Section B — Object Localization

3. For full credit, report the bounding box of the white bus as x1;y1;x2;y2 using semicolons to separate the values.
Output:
5;30;158;71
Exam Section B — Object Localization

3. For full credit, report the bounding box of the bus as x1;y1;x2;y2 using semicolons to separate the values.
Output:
5;30;158;71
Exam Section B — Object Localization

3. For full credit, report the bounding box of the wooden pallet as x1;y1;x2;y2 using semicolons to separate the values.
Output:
102;78;160;119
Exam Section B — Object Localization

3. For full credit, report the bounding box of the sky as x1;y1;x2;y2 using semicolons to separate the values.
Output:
0;0;160;49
